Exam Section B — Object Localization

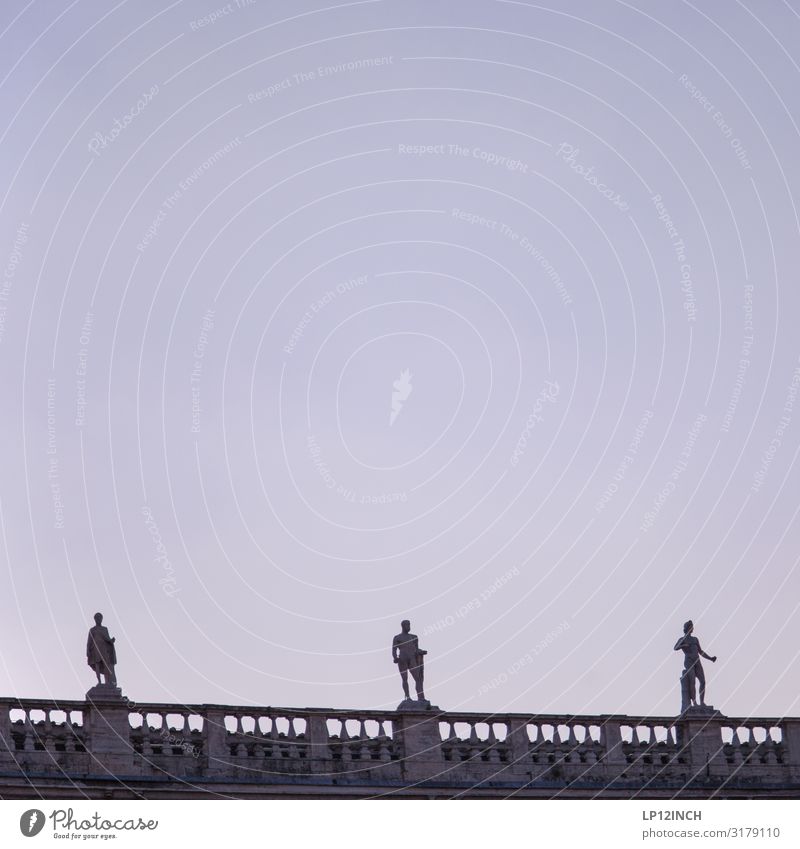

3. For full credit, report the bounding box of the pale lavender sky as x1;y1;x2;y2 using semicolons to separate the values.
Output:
1;0;799;719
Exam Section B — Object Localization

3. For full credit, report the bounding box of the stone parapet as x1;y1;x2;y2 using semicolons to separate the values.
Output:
0;697;796;798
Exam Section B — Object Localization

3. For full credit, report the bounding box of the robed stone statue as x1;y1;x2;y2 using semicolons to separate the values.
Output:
87;612;118;688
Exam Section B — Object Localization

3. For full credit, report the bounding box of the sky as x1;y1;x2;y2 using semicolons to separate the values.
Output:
0;0;799;720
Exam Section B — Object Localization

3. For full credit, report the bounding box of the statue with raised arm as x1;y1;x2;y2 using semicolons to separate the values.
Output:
392;619;428;705
87;612;118;688
674;619;717;712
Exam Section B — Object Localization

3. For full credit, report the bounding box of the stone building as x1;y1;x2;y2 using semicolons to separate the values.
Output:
1;695;798;798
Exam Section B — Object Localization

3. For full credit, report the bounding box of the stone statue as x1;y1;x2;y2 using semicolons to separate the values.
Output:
87;612;117;687
674;620;717;712
392;619;427;704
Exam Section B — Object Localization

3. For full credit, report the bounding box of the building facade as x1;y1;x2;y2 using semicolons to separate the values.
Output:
1;696;798;798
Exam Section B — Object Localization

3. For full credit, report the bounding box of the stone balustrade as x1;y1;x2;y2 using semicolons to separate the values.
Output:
1;697;799;797
3;702;86;755
721;721;785;768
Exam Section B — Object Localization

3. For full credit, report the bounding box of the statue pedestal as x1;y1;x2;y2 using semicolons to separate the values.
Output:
681;704;721;717
397;698;439;712
86;683;124;702
677;706;727;779
84;686;136;775
393;705;445;781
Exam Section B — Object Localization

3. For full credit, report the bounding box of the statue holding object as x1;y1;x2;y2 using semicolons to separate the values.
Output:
392;619;432;709
674;619;717;713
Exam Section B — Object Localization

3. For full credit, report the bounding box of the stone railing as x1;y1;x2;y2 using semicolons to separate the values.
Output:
720;720;786;769
1;697;799;797
2;701;87;756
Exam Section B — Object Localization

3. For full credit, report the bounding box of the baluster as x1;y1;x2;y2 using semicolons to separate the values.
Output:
42;713;55;752
593;725;605;761
464;722;477;759
581;726;597;764
487;725;501;763
740;726;753;761
23;714;35;752
730;732;743;766
565;725;577;762
234;715;248;757
265;716;280;758
327;718;341;760
357;719;371;761
33;713;46;750
340;718;352;762
288;718;300;759
529;724;543;764
442;721;455;760
65;717;76;753
378;720;392;761
191;724;204;757
564;725;575;763
251;715;265;758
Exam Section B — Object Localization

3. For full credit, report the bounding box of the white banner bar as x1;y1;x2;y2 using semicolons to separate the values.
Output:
1;800;798;848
